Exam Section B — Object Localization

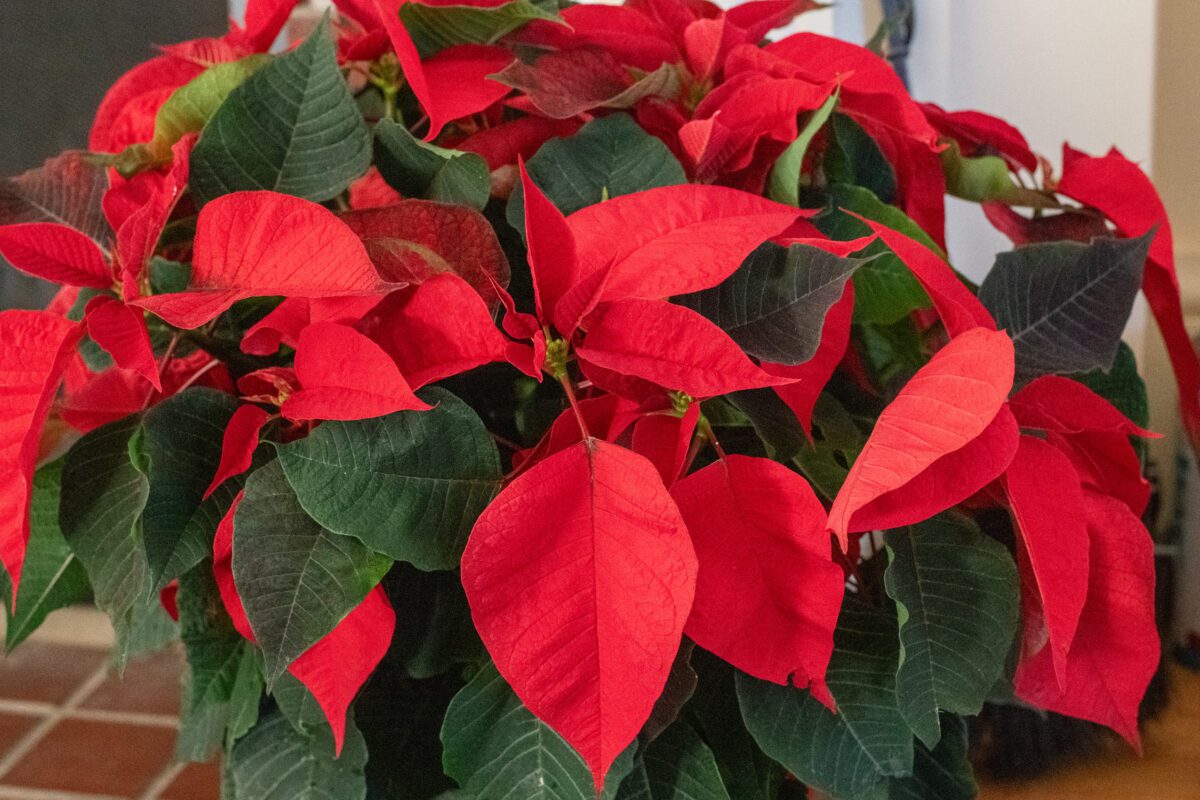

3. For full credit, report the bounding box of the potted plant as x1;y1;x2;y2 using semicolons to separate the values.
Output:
0;0;1188;797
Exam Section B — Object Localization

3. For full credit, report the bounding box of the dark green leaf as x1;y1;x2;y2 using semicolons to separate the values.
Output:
441;663;633;798
814;184;933;325
189;20;371;204
767;91;839;207
676;242;872;365
176;564;263;761
381;565;482;679
884;516;1019;748
506;114;686;233
2;462;91;650
737;599;914;800
277;388;501;571
274;671;332;736
792;394;865;501
59;416;151;635
979;234;1152;382
149;257;192;294
232;461;391;686
617;723;731;800
374;118;490;210
141;388;238;588
727;388;808;463
227;708;367;800
824;114;897;203
887;716;976;800
1072;341;1149;430
400;0;561;56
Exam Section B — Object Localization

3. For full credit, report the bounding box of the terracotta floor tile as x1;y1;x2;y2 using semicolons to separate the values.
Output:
161;759;221;800
0;643;106;705
3;718;176;796
81;647;183;716
0;711;40;755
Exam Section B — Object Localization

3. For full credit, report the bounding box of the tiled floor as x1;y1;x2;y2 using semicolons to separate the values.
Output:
0;609;219;800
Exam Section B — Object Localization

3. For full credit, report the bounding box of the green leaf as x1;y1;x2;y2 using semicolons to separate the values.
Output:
110;54;271;175
887;716;976;800
1072;341;1149;430
737;599;914;800
400;0;562;56
175;564;263;762
505;113;686;234
149;257;192;295
189;20;371;205
978;233;1152;382
1;462;91;650
277;388;501;571
227;708;367;800
814;184;933;325
441;663;633;798
939;141;1051;208
884;516;1019;749
232;460;391;686
141;388;238;589
59;416;151;635
767;91;839;207
617;723;732;800
726;388;808;463
381;565;482;679
374;118;490;210
793;394;865;502
676;241;872;365
112;588;179;668
274;671;332;736
824;114;897;203
226;644;265;747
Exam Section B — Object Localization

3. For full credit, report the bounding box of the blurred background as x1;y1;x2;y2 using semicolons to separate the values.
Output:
0;1;1197;798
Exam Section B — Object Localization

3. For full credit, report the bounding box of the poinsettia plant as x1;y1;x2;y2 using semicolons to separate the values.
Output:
0;0;1189;797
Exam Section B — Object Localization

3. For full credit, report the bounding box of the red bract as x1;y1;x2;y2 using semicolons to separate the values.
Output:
578;299;793;398
282;323;429;421
138;191;384;328
461;440;697;792
0;312;83;595
1014;492;1158;750
84;296;160;391
672;455;842;696
205;404;272;499
827;327;1015;547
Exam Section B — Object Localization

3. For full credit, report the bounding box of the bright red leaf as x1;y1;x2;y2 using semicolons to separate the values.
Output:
577;299;793;398
204;404;272;499
137;191;383;329
1003;434;1089;687
461;439;697;792
827;327;1015;547
89;56;203;153
241;296;383;356
513;395;640;475
420;45;513;136
631;402;700;486
566;184;798;301
672;455;843;694
84;296;160;391
519;159;580;321
361;274;509;388
1047;430;1152;519
0;223;110;288
282;322;429;421
0;311;84;596
1014;491;1159;751
1010;375;1157;438
920;103;1038;172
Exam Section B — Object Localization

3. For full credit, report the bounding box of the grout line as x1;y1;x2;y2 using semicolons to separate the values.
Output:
0;666;110;781
136;760;185;800
60;709;178;730
0;703;53;718
0;787;126;800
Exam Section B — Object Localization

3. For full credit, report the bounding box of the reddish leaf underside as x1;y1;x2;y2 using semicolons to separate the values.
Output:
578;298;793;398
461;439;697;792
672;455;842;694
0;311;84;597
281;322;429;421
827;327;1015;547
1014;491;1158;751
1003;434;1090;687
136;191;383;329
212;493;395;753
